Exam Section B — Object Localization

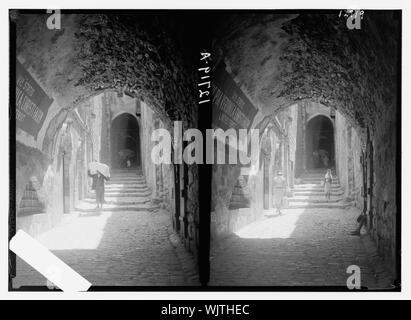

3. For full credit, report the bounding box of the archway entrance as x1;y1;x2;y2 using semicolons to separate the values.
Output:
305;115;335;170
110;113;141;169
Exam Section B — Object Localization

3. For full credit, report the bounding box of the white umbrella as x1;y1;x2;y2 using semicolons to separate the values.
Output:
89;161;110;178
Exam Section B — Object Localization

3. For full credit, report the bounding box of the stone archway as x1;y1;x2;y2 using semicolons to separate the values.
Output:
210;12;400;281
13;12;204;287
305;115;335;170
60;125;73;214
110;113;141;169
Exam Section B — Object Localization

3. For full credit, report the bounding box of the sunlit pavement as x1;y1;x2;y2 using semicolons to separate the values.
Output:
210;207;391;288
13;208;191;288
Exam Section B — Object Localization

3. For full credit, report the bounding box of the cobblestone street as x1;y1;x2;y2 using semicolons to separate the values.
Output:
210;207;392;288
13;209;197;288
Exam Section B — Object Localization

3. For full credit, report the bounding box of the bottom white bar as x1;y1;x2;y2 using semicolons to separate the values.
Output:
10;230;92;292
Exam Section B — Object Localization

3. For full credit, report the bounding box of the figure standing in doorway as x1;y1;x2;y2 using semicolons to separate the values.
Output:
318;149;330;168
312;150;320;168
273;171;286;215
323;169;333;201
88;170;109;209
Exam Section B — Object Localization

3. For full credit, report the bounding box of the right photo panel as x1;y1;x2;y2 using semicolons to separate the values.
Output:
209;11;400;289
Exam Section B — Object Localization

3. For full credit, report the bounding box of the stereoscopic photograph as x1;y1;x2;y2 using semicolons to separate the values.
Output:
9;9;400;291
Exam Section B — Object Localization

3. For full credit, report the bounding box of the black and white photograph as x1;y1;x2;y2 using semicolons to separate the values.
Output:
10;10;207;289
3;0;408;304
208;11;400;289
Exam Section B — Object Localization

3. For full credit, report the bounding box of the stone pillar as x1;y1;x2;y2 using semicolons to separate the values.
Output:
285;116;293;188
301;101;307;172
99;99;110;164
294;104;304;177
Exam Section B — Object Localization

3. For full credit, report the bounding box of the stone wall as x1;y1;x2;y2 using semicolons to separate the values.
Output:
140;102;157;198
99;97;111;165
140;102;174;208
293;103;305;178
287;104;298;183
15;50;94;237
370;110;398;276
211;109;293;242
140;101;199;257
16;107;90;237
335;110;364;209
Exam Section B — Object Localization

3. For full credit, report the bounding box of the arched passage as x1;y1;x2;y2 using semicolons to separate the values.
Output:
110;113;141;169
59;126;73;214
305;115;335;170
209;12;399;286
13;12;202;288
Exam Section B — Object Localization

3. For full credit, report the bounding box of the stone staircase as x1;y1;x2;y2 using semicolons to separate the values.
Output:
76;169;160;213
286;171;351;209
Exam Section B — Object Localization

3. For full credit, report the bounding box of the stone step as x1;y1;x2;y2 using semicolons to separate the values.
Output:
107;177;146;182
296;179;340;183
105;186;149;192
301;171;336;175
106;180;147;186
104;189;150;195
299;174;339;180
293;184;342;191
110;173;144;177
287;202;351;209
300;182;340;186
105;183;148;189
109;176;145;181
83;197;151;205
300;176;340;181
301;179;340;185
292;189;343;194
18;207;45;216
110;175;143;179
301;174;337;178
106;182;146;187
111;169;141;173
294;181;341;186
293;190;344;196
103;190;152;197
286;196;343;203
109;175;145;181
75;202;160;213
108;180;146;185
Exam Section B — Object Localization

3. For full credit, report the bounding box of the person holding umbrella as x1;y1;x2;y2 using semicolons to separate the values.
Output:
88;162;110;209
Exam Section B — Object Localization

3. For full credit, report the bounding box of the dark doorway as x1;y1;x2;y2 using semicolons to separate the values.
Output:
110;113;141;169
306;115;335;170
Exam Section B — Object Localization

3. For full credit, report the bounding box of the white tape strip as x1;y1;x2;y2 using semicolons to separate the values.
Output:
10;230;92;292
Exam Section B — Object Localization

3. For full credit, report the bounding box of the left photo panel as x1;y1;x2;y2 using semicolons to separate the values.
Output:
9;10;209;290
